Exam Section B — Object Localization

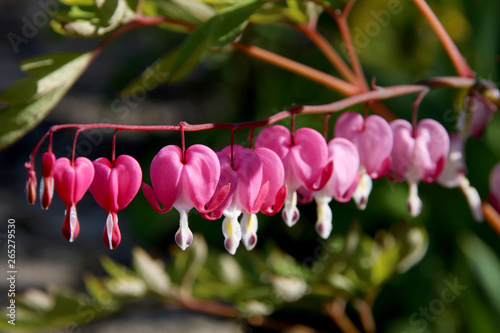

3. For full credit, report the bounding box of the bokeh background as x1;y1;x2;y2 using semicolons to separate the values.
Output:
1;0;500;332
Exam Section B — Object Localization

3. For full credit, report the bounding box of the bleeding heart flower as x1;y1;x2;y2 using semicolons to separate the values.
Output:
203;145;285;254
89;155;142;250
438;133;482;221
40;152;56;210
313;138;360;239
389;119;449;216
489;163;500;214
255;125;331;227
142;144;227;250
334;111;393;210
458;88;497;139
53;157;95;242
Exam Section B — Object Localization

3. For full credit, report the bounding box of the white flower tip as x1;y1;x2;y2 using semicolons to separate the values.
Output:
175;210;193;250
460;179;483;222
407;182;423;217
241;213;258;251
281;191;300;227
352;173;372;210
68;204;78;242
315;198;332;239
223;216;241;255
282;207;300;227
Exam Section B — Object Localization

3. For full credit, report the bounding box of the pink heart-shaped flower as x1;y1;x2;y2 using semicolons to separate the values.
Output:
53;157;95;243
335;111;392;179
143;144;225;250
90;155;142;250
389;119;449;184
255;125;330;227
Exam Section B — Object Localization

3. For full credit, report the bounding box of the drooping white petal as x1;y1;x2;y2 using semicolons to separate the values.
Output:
459;178;483;222
407;182;423;217
352;171;372;210
315;196;332;239
68;204;78;242
281;191;300;227
222;215;242;255
241;213;258;251
175;210;193;250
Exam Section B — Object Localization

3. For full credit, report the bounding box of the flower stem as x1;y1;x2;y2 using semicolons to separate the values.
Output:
233;42;360;96
334;0;370;91
482;202;500;237
295;24;359;85
412;0;474;78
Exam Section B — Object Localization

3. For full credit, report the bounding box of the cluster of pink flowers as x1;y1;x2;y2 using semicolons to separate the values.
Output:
26;107;500;254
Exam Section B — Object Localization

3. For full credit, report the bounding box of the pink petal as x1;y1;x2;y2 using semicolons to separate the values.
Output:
54;157;94;204
73;157;95;202
180;144;221;212
232;148;263;213
254;147;286;214
415;119;449;183
90;155;142;212
288;127;329;190
142;182;170;213
335;112;393;178
199;151;237;219
389;119;414;182
321;138;360;201
149;145;183;212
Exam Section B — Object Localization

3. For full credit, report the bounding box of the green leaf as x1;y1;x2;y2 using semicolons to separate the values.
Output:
284;0;308;24
94;0;136;30
59;0;95;5
100;256;137;279
459;232;500;314
0;52;93;150
146;0;215;25
120;46;198;97
159;0;260;84
207;0;260;47
371;244;400;286
132;247;171;296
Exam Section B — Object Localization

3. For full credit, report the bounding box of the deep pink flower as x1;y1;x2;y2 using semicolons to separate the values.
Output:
489;163;500;214
142;144;225;250
40;152;56;210
313;138;360;238
334;111;393;210
255;125;331;227
89;155;142;250
53;157;95;242
389;119;450;216
204;145;285;253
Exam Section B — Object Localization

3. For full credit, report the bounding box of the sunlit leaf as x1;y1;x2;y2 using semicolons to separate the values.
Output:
0;52;93;150
207;0;260;47
132;247;171;295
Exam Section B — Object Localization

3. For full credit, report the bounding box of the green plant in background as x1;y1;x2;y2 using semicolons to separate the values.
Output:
2;0;500;332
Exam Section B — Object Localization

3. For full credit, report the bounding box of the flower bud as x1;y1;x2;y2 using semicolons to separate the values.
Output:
458;82;497;139
40;152;56;210
25;169;37;206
